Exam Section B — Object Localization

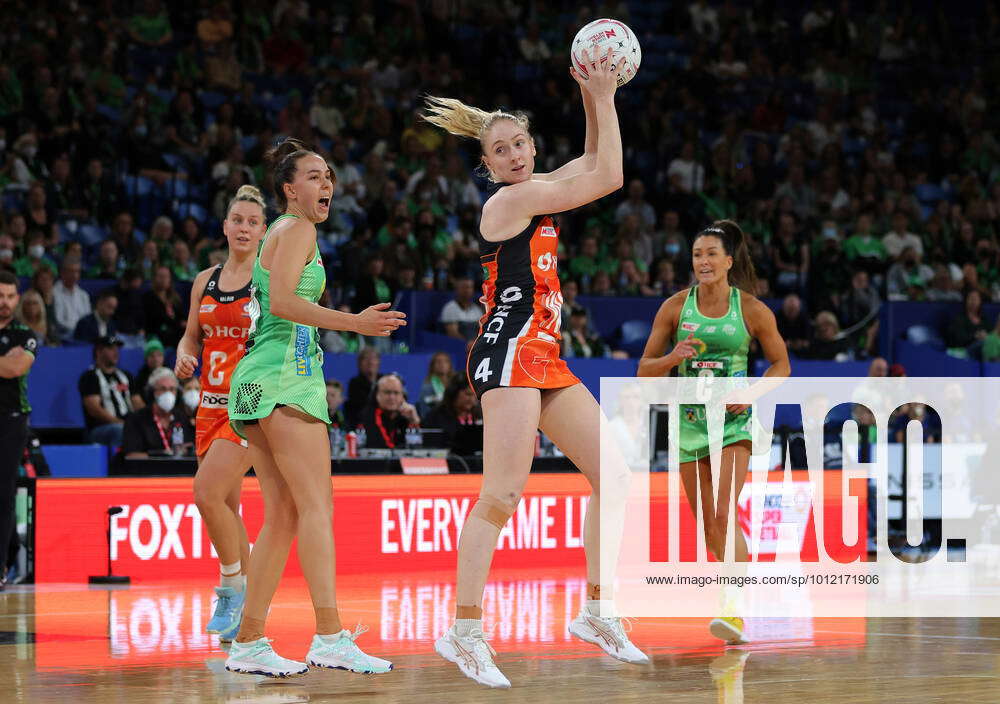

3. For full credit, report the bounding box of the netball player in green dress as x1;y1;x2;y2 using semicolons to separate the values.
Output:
638;220;790;645
225;138;406;677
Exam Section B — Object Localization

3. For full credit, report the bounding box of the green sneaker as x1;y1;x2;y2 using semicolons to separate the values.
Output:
306;625;393;674
225;637;308;678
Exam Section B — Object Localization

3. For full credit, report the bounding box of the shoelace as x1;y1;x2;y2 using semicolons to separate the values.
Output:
452;629;498;674
343;623;369;642
585;614;634;650
214;593;233;616
241;637;276;658
318;624;376;665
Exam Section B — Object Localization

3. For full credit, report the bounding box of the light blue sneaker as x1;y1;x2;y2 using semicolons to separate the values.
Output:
219;609;242;642
225;637;308;678
207;586;244;634
306;625;393;674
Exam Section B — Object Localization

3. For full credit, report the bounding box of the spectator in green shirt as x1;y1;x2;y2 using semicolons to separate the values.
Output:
0;65;21;119
13;231;56;278
128;0;173;47
569;235;615;291
87;50;127;109
983;316;1000;362
843;212;887;275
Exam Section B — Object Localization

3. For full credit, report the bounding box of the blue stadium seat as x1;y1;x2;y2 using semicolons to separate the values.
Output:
906;324;945;350
2;188;24;212
915;183;945;204
618;319;652;357
161;153;188;173
124;175;155;199
96;104;121;122
175;201;208;222
198;90;227;110
78;223;109;247
166;178;188;200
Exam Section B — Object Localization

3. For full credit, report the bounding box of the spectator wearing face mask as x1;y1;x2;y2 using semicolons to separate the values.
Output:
122;367;194;458
180;376;201;434
12;231;56;277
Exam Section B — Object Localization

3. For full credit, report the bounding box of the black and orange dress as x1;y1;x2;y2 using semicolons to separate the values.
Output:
467;212;580;398
195;265;252;455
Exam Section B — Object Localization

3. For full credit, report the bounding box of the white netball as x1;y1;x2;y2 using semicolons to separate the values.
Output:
570;18;642;87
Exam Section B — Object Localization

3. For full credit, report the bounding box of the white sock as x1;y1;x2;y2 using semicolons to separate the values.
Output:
586;599;613;617
454;618;481;637
220;561;245;591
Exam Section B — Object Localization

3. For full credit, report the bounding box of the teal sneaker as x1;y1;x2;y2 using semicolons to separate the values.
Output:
219;609;242;642
225;637;308;678
207;586;244;634
306;625;393;674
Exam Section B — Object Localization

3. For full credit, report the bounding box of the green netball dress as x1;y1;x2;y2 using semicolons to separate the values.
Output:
229;214;330;437
676;285;752;463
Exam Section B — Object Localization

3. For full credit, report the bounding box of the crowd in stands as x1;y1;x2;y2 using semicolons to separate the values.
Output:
1;0;999;444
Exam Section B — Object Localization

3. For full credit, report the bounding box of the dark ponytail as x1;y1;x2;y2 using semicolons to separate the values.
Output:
696;219;758;294
264;137;315;212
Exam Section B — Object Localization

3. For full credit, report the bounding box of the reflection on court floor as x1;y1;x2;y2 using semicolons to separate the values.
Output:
4;567;1000;703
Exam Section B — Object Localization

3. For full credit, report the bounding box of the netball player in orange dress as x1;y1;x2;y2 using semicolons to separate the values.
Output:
175;185;266;641
423;49;648;688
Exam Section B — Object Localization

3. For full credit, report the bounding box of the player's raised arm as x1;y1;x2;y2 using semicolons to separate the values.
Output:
482;49;625;240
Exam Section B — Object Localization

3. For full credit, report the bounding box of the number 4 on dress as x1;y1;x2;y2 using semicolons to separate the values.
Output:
474;358;493;382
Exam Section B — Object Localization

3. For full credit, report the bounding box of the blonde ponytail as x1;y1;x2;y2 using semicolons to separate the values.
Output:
422;95;531;145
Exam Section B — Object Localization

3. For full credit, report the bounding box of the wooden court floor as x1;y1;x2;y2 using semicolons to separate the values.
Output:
2;567;999;703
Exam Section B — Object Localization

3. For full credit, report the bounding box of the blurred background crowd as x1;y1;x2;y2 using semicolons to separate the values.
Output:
1;0;999;366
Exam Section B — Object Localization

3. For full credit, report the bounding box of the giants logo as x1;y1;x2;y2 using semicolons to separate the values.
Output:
199;391;229;408
517;338;556;383
201;324;250;339
536;253;556;272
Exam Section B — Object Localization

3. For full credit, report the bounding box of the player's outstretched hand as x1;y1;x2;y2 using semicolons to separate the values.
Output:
355;302;407;337
572;47;627;99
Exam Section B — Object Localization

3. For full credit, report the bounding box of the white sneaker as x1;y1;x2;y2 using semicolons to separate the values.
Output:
569;610;650;664
434;625;511;688
225;637;308;678
709;616;748;644
306;625;393;674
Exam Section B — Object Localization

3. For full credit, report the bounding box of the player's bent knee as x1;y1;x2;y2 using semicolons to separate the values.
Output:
469;495;518;529
192;476;225;510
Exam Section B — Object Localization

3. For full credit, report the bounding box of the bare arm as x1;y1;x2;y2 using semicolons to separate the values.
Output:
745;296;791;379
83;394;122;425
637;293;701;377
0;347;33;378
480;52;625;242
267;218;406;336
174;267;213;378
